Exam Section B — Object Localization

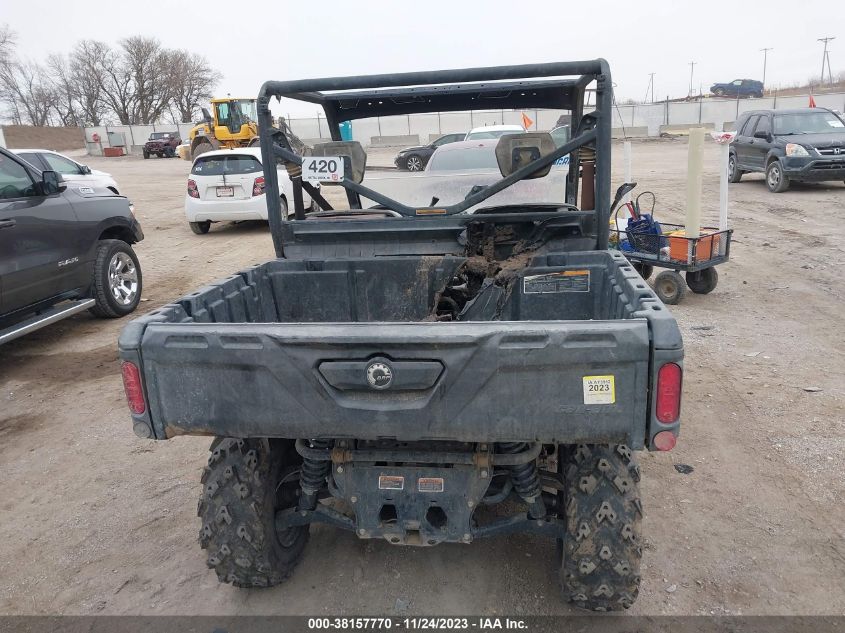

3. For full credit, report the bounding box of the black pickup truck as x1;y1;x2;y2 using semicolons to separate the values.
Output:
119;60;684;612
0;147;144;344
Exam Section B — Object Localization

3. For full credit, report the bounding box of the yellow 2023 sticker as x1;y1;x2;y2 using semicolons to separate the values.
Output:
583;375;615;404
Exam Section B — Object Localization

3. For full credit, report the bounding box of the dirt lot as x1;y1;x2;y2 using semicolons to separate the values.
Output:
0;140;843;616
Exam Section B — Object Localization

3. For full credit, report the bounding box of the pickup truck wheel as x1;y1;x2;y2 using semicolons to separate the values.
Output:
189;221;211;235
766;160;790;193
89;240;142;318
198;438;309;588
142;150;150;159
559;444;642;611
728;154;743;183
653;270;685;305
685;268;718;294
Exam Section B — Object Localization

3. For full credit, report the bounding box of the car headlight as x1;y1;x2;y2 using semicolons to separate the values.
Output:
785;143;809;157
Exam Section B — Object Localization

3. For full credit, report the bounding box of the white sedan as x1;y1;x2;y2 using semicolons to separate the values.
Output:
185;148;316;234
12;149;122;194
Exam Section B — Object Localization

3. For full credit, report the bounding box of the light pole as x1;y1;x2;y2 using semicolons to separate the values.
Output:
688;62;696;98
818;37;835;85
760;47;772;88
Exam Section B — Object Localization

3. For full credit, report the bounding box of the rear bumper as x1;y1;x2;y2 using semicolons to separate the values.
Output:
184;194;268;222
782;156;845;181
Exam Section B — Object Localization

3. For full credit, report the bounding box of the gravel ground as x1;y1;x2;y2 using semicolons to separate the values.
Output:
0;139;843;616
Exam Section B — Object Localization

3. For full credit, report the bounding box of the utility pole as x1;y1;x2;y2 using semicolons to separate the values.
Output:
818;37;835;85
760;47;772;87
644;73;655;104
688;62;696;98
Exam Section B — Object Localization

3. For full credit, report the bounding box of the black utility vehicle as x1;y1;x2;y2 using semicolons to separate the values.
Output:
119;60;684;612
729;107;845;192
394;133;466;171
0;147;143;345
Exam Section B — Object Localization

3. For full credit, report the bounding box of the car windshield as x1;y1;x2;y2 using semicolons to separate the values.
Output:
149;133;171;140
191;154;262;175
774;111;845;135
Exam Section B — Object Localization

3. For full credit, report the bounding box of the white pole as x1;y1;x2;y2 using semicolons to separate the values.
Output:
719;142;730;232
685;128;705;239
623;141;632;205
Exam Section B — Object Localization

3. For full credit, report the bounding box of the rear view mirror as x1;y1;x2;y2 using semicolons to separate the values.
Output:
41;170;65;195
310;141;367;183
80;165;92;175
495;132;556;179
753;130;770;140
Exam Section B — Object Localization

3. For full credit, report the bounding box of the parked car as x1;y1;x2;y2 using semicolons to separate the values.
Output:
143;132;181;159
729;107;845;192
393;133;465;171
12;149;122;194
710;79;764;98
0;147;144;345
185;147;317;234
464;124;524;140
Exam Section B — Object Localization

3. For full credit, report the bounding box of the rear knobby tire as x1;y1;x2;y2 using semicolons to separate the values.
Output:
559;444;642;611
198;438;309;588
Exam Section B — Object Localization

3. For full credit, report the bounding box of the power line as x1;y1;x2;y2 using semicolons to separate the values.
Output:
688;62;696;97
818;37;835;85
760;48;773;87
644;73;655;104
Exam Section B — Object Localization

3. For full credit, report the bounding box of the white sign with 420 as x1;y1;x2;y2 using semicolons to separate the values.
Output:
302;156;345;182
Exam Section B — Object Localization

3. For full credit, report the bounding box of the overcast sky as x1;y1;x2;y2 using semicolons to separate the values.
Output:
4;0;843;117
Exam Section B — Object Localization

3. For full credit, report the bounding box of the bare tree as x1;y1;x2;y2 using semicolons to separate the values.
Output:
0;57;55;126
121;36;173;124
46;53;80;126
69;40;108;125
169;49;220;123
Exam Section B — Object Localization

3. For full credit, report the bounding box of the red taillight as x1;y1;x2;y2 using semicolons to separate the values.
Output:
653;430;677;451
656;362;682;423
187;179;199;198
252;176;265;196
121;361;146;415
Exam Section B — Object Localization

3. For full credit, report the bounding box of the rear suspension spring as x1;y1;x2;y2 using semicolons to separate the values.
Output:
498;442;546;519
297;439;332;511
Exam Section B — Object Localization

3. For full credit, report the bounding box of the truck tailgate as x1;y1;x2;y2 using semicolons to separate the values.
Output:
138;320;651;446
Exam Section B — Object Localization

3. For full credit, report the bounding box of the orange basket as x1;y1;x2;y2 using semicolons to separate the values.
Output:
667;230;721;263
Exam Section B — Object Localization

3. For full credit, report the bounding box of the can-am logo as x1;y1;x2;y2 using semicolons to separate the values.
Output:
366;361;393;390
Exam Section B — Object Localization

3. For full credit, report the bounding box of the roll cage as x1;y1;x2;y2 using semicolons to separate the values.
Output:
257;59;613;258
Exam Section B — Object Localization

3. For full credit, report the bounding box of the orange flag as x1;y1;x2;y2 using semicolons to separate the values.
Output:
809;94;817;108
521;112;534;129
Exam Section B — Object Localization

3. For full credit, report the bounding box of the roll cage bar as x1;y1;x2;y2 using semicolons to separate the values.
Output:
257;59;612;258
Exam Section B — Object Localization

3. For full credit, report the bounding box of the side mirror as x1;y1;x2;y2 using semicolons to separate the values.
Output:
753;130;771;141
310;141;367;184
42;170;65;195
495;132;556;179
80;164;92;175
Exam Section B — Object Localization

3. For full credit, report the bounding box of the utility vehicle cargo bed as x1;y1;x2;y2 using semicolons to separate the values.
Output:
120;250;681;447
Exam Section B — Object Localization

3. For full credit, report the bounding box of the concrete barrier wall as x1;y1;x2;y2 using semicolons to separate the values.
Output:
83;92;845;153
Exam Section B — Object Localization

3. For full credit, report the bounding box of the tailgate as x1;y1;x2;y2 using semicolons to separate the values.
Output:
136;320;651;446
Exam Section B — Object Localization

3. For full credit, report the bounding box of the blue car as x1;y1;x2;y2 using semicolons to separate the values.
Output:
710;79;764;98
